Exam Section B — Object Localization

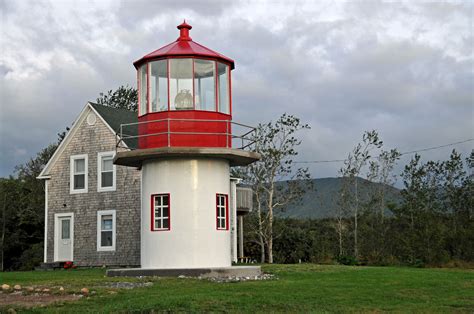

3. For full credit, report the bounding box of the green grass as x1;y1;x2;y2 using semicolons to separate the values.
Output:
1;264;473;313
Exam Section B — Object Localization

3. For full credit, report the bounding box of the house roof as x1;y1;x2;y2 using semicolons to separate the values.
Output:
37;102;138;179
89;103;138;148
133;21;235;70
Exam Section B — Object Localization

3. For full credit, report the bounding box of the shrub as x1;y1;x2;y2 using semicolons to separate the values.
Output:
336;255;359;266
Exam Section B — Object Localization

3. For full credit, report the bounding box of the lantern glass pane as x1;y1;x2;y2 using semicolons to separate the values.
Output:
194;59;216;111
217;62;229;114
169;59;193;110
139;65;147;115
150;60;168;112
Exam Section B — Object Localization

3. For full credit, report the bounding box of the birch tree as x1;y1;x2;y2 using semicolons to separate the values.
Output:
339;130;382;259
238;114;312;263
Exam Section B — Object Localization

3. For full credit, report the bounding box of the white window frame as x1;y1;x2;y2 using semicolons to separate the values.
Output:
97;210;116;252
216;194;228;230
70;154;88;194
151;194;170;231
97;151;116;192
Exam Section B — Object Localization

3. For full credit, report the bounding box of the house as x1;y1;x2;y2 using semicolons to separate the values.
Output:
37;102;141;267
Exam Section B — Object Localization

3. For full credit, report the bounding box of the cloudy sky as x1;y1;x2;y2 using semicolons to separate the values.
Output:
1;0;473;181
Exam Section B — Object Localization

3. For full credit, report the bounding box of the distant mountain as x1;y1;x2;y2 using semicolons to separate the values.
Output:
276;177;402;219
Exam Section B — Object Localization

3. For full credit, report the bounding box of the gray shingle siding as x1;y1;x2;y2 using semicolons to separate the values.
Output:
46;107;141;266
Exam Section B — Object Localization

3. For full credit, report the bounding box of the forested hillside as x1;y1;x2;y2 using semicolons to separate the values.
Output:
277;177;401;219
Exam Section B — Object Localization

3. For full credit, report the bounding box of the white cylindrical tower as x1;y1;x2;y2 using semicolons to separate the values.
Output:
141;158;231;268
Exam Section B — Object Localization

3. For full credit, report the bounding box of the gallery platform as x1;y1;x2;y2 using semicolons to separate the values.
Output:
106;266;262;278
114;147;260;168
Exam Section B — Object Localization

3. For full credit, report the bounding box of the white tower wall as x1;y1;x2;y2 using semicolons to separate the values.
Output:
141;158;231;269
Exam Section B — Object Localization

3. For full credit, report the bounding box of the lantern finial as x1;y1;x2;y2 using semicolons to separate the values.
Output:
177;20;192;41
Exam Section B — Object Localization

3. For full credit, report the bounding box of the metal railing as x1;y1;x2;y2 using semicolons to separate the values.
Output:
116;118;256;151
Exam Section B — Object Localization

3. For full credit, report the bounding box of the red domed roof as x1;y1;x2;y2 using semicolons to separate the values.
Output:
133;21;235;70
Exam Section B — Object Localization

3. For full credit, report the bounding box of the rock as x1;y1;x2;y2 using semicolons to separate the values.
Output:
178;275;186;278
81;287;89;295
26;287;34;292
59;287;65;292
2;284;10;291
35;288;42;292
42;288;50;293
13;285;21;291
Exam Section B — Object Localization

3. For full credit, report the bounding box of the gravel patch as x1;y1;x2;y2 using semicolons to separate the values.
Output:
175;273;277;283
101;282;153;289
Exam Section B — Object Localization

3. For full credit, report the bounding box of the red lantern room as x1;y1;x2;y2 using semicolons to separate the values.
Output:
133;21;235;149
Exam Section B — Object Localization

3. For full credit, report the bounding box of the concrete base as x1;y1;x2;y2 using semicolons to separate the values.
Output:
106;266;261;278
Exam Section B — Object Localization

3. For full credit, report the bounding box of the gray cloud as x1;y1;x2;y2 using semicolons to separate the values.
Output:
1;0;472;181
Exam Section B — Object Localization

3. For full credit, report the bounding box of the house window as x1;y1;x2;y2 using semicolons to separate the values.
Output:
216;194;228;230
151;194;170;231
97;210;116;251
70;154;88;194
97;152;116;192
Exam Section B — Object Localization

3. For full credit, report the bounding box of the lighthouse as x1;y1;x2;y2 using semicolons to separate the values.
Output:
113;21;260;272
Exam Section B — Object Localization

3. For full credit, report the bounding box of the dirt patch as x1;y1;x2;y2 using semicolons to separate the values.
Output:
0;293;81;308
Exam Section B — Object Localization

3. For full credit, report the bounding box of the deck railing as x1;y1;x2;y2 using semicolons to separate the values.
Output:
116;118;256;151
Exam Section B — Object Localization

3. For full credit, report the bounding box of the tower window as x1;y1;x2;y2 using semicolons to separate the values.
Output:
216;194;228;230
151;194;170;231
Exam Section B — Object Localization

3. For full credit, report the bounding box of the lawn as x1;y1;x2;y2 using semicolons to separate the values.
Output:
1;264;473;312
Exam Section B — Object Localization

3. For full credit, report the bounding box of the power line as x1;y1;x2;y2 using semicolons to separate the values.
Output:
294;138;474;164
399;139;473;156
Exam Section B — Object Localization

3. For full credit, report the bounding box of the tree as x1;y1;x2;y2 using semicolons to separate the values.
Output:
0;141;61;270
362;149;401;260
96;85;138;112
339;130;383;259
237;114;312;263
